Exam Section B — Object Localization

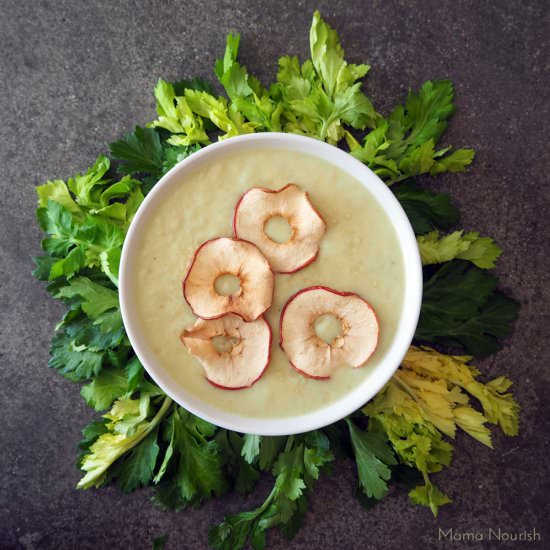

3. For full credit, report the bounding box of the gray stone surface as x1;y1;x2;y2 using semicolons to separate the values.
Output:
1;0;549;548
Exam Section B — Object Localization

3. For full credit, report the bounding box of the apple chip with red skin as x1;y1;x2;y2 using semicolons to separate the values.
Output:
183;237;274;322
279;286;379;379
181;314;272;389
233;184;326;273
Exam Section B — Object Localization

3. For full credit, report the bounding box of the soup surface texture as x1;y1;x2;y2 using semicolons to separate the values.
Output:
131;148;405;418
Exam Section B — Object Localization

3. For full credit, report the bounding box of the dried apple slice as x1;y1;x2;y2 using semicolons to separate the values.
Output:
279;286;379;379
183;237;274;322
181;315;272;389
233;184;326;273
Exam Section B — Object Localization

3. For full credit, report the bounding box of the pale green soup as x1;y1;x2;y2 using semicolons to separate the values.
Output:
131;149;405;418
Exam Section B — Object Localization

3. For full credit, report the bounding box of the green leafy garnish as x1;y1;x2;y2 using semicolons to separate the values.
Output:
418;230;502;268
80;357;157;411
270;10;378;143
34;154;142;286
31;10;520;548
346;419;397;500
215;34;283;132
77;394;172;489
109;126;165;176
209;433;333;550
151;534;168;550
152;407;228;508
417;261;520;355
148;79;255;145
214;431;260;495
346;80;475;184
394;182;459;235
364;346;520;515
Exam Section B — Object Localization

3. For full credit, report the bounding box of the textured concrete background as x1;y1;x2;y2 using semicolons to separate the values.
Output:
1;0;549;548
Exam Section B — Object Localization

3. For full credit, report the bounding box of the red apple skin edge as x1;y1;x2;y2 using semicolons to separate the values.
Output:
289;360;330;381
204;316;273;390
232;184;327;274
181;236;275;321
279;250;320;276
279;285;380;380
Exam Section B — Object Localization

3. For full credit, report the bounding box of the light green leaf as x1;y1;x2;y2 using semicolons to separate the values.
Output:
409;481;452;517
80;367;128;410
431;148;475;174
184;89;257;138
418;230;502;268
54;276;119;318
67;155;111;208
241;434;261;464
100;247;121;287
77;396;172;489
37;179;80;213
149;80;210;144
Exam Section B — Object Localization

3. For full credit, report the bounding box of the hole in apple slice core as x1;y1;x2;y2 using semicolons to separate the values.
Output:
211;334;240;354
214;273;241;296
263;215;293;244
313;314;344;346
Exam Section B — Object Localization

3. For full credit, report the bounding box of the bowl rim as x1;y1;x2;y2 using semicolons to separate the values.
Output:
119;132;422;435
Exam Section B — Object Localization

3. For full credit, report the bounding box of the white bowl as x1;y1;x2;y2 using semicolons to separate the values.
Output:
119;133;422;435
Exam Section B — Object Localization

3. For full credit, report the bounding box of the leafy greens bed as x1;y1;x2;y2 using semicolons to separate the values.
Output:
33;11;520;549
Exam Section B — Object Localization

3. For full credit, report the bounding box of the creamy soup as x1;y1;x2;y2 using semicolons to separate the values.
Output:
131;149;405;418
